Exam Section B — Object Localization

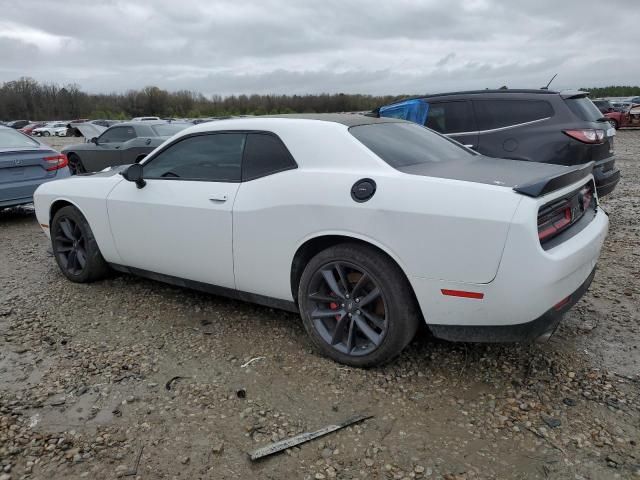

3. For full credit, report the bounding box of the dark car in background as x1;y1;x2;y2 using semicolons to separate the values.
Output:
0;126;70;209
375;89;620;197
62;121;191;174
6;120;30;130
593;99;616;113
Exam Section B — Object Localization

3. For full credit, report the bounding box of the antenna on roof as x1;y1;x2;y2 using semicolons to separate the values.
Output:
541;73;558;90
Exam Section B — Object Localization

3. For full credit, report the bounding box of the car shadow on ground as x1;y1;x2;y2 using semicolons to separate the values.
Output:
0;204;36;223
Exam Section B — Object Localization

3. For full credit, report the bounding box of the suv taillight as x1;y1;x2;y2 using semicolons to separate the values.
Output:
44;154;68;171
563;129;605;144
538;182;595;245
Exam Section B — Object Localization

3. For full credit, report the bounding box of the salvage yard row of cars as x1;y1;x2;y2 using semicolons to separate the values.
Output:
0;89;619;365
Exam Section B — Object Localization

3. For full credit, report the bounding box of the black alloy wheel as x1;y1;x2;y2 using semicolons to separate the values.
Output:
67;154;86;175
307;261;388;356
53;216;87;275
298;243;419;367
51;205;110;282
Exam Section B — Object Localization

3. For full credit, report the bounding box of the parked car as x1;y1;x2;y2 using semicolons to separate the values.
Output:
6;120;30;130
19;122;47;135
61;121;190;174
593;99;615;113
66;119;122;138
604;103;640;129
33;114;608;366
33;122;69;137
0;126;70;209
375;89;620;197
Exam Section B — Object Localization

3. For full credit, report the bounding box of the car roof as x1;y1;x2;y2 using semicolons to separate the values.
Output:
375;89;589;112
419;89;561;99
261;113;404;127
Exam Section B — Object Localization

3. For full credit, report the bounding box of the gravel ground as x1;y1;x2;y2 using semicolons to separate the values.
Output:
1;132;639;480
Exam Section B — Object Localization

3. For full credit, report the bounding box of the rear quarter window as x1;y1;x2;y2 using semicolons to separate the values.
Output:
473;99;554;130
242;133;297;181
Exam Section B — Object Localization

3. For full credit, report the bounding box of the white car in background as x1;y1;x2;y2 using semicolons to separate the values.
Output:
33;115;608;366
131;116;161;122
33;122;68;137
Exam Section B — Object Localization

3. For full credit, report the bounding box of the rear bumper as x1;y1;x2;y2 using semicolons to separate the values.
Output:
593;166;620;197
0;170;70;208
429;267;596;342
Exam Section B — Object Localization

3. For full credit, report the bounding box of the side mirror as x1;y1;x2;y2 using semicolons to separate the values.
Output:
90;137;98;144
121;163;146;189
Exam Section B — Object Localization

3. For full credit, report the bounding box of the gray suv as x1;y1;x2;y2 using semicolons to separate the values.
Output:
375;89;620;197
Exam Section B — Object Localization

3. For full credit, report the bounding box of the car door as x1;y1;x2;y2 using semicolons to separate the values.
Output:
424;100;478;149
106;132;245;289
85;126;136;171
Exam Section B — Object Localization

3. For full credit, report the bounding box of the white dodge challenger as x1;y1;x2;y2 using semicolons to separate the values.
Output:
34;114;608;367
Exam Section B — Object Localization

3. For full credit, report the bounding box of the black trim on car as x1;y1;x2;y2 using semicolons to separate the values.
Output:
513;161;594;197
108;264;299;313
428;267;596;343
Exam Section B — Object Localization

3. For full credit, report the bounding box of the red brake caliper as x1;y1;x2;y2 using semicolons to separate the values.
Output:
329;301;340;320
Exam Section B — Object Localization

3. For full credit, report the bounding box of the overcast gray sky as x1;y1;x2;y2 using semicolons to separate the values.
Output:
1;0;638;96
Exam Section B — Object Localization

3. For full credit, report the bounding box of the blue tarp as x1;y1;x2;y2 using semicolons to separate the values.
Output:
379;99;429;125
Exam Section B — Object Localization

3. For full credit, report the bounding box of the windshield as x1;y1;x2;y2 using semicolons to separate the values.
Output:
0;128;40;148
565;97;603;122
151;123;190;136
349;122;473;168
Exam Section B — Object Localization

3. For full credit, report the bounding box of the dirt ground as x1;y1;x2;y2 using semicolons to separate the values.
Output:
1;132;639;480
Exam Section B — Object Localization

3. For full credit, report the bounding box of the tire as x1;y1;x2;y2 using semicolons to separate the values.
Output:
67;153;86;175
298;243;420;367
610;119;619;130
51;206;110;283
43;131;51;137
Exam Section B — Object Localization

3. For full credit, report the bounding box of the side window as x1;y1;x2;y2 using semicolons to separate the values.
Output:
99;126;136;143
425;101;474;134
143;133;245;182
473;100;554;130
242;133;297;181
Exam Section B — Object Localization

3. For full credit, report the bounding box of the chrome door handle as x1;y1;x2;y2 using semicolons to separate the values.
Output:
209;194;228;202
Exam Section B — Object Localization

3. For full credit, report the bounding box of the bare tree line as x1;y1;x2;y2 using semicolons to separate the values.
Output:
3;77;638;121
0;77;404;121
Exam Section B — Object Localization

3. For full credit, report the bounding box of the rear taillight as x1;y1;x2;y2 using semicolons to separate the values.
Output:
44;154;68;171
563;129;605;144
538;201;572;242
537;181;595;245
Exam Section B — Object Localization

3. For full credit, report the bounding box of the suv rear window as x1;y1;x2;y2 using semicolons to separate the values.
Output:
564;97;603;122
350;122;473;168
473;100;554;130
425;101;475;134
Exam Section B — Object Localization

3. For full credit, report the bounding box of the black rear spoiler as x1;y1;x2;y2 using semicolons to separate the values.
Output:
560;90;589;99
513;162;594;197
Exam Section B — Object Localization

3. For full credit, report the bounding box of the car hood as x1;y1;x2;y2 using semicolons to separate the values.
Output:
71;122;108;139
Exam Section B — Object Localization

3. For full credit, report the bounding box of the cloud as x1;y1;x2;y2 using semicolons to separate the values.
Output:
1;0;638;96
